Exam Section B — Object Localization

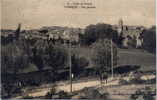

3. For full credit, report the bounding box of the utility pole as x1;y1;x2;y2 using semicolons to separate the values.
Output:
111;39;114;78
68;34;72;93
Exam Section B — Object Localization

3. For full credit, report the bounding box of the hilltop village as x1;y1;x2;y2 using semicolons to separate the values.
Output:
1;19;146;49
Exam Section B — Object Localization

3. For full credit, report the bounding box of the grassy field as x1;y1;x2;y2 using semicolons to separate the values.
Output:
21;46;156;73
72;46;156;72
118;49;156;72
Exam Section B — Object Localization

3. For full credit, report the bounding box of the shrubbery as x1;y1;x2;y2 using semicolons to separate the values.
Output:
1;38;69;98
72;87;110;99
72;54;89;75
128;71;143;84
45;86;110;99
22;95;34;99
45;85;57;99
81;23;118;45
92;39;118;84
58;91;71;99
142;26;156;53
118;78;128;85
45;85;70;99
130;87;155;100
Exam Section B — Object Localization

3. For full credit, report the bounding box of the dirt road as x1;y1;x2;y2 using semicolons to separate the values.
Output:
15;74;155;98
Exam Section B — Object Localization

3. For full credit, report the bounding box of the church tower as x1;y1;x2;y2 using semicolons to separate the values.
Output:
117;18;123;36
15;23;21;40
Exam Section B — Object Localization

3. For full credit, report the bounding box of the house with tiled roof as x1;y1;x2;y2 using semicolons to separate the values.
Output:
117;19;144;48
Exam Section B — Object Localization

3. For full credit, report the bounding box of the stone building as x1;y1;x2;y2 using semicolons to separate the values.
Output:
117;19;144;48
37;26;80;45
62;28;80;45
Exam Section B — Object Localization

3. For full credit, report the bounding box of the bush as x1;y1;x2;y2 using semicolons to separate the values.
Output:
58;90;71;99
147;78;156;84
72;55;89;75
2;83;23;98
129;72;143;84
45;85;56;99
22;95;34;99
76;87;110;99
101;92;110;99
119;78;128;85
130;87;155;100
45;44;68;71
129;77;144;84
45;86;71;99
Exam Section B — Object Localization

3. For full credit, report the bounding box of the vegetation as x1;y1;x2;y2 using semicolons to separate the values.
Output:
1;23;156;99
45;85;70;99
129;72;143;84
1;42;30;74
118;78;129;85
81;23;118;45
74;87;110;99
71;54;89;75
58;91;71;99
45;44;68;72
142;26;156;53
1;38;69;97
92;39;118;84
130;86;155;100
22;95;34;99
45;85;57;99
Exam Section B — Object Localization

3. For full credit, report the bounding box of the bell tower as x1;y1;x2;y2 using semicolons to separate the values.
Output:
15;23;21;40
117;18;123;36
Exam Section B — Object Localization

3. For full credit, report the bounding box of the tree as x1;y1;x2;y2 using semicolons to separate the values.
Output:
142;26;156;53
82;23;118;45
45;44;68;74
71;54;89;75
82;24;97;45
1;42;29;75
32;39;48;71
92;39;118;84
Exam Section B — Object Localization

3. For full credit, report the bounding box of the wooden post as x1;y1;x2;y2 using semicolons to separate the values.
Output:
69;38;72;93
111;39;114;78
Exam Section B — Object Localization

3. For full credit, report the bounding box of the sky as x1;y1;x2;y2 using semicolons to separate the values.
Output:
1;0;156;30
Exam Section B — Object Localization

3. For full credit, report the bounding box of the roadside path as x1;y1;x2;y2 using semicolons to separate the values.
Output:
14;74;155;98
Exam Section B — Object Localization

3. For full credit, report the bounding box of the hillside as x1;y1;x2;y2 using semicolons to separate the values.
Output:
72;47;156;72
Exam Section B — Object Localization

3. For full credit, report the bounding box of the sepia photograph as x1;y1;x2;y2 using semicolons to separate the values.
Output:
1;0;156;99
